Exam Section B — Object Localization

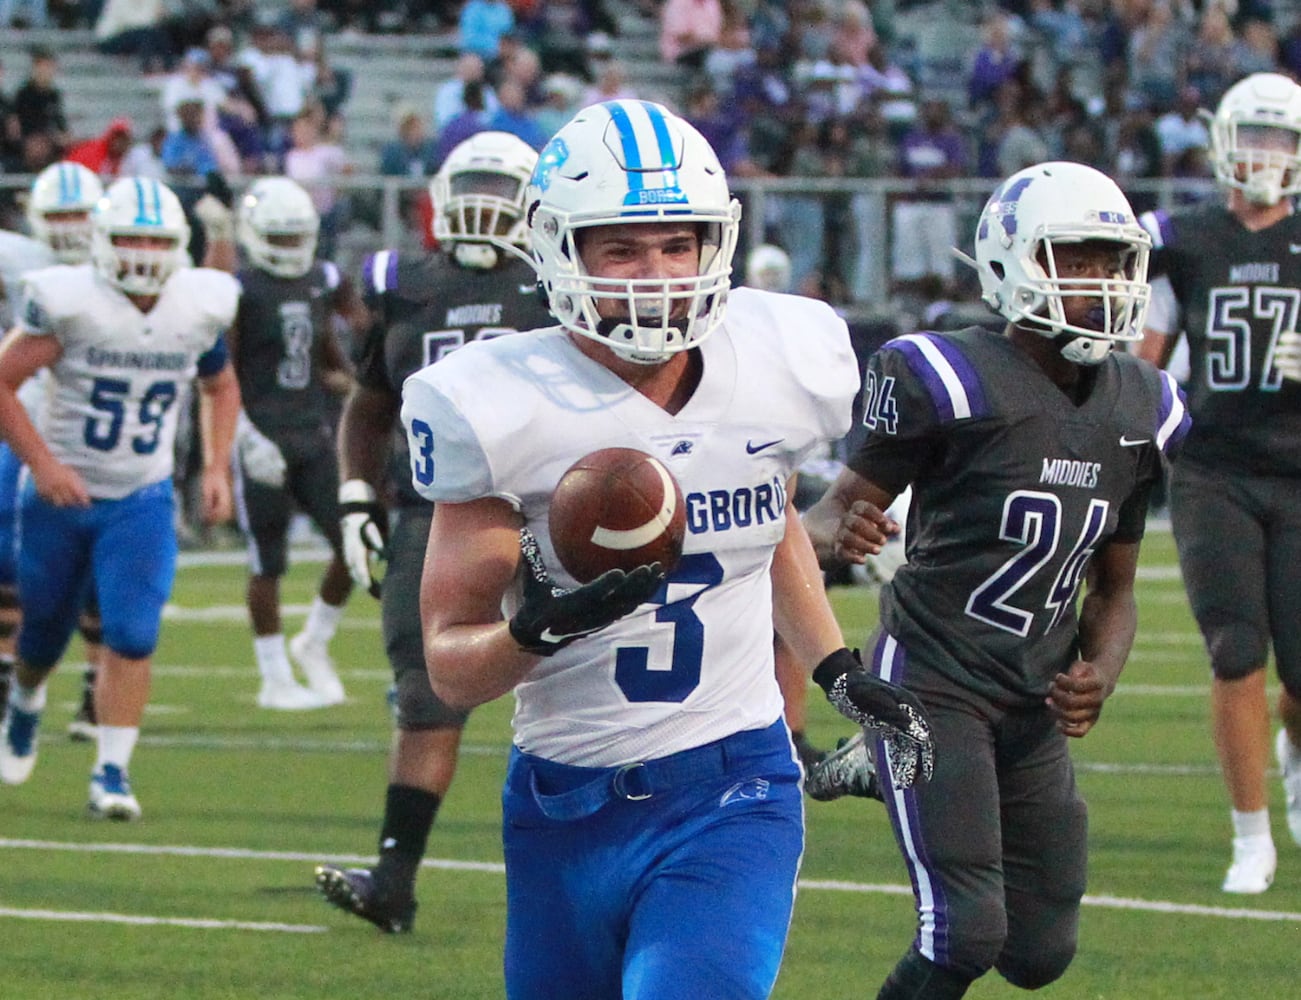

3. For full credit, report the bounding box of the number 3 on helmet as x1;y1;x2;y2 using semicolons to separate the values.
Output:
91;176;191;296
526;99;742;365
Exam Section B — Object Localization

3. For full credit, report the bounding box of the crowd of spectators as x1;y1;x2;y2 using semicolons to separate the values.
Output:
2;0;1301;308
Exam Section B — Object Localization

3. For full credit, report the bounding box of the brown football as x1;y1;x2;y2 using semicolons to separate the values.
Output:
548;447;686;584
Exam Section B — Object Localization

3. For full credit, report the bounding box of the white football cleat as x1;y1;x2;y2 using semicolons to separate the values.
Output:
1222;834;1276;894
1276;729;1301;847
0;703;41;785
257;679;333;711
289;633;346;705
88;765;142;821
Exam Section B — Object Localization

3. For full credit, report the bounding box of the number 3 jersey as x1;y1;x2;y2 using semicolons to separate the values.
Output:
17;264;238;500
401;287;858;766
356;250;554;507
850;328;1190;706
1140;203;1301;476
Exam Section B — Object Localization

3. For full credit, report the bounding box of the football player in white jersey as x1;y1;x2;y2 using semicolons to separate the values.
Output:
0;176;242;821
0;161;103;734
401;100;933;1000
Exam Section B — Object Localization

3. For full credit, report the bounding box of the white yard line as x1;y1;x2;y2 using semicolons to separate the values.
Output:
0;905;326;933
1;839;1294;924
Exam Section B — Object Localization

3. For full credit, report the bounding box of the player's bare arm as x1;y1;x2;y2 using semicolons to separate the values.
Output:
802;466;900;568
771;479;845;667
1136;327;1176;368
1047;539;1141;738
318;286;358;396
0;328;88;507
197;363;241;524
421;496;533;710
338;383;399;486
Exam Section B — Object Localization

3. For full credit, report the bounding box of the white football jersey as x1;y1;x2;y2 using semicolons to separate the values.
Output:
0;230;56;328
402;287;858;766
18;265;239;499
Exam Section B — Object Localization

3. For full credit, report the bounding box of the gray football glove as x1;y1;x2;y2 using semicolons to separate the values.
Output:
339;479;389;599
507;527;664;656
1276;330;1301;382
235;410;286;488
813;647;935;789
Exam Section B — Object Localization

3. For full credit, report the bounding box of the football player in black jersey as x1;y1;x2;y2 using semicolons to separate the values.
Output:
804;162;1189;998
1137;72;1301;895
313;132;554;933
227;176;364;711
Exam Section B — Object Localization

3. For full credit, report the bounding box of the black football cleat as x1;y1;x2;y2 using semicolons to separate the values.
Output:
314;864;417;933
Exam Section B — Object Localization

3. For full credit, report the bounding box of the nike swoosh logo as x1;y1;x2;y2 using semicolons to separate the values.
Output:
538;626;596;644
1119;436;1150;447
746;438;784;455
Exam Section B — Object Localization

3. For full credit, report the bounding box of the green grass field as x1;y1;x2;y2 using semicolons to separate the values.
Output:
2;529;1299;999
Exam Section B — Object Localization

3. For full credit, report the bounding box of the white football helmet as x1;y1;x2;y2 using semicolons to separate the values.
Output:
237;176;320;278
27;161;104;264
430;130;537;270
1209;72;1301;205
746;243;791;293
970;161;1150;365
91;176;191;296
526;99;742;365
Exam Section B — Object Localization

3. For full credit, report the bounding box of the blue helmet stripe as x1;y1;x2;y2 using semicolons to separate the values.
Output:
133;177;164;226
605;101;645;196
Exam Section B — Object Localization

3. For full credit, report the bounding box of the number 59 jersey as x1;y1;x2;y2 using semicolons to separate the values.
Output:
851;327;1190;706
402;287;858;766
18;264;239;499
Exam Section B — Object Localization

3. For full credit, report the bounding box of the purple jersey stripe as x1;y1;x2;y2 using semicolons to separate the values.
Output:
884;333;990;423
1156;370;1191;455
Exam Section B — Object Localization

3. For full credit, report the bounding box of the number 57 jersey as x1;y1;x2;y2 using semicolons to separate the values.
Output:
852;327;1190;706
18;264;239;499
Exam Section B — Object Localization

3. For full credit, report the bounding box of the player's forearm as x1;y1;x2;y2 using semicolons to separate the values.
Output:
198;367;241;472
1076;586;1137;693
772;502;845;672
424;621;538;711
0;388;56;475
338;386;397;485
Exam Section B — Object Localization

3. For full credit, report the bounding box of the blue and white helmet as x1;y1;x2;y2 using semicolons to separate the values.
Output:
526;99;741;364
91;176;191;296
27;161;104;263
971;161;1151;365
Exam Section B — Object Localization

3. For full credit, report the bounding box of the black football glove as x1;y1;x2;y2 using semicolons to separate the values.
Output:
813;647;935;788
508;527;664;656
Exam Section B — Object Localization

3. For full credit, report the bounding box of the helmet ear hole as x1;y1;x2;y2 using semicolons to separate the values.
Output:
989;261;1005;280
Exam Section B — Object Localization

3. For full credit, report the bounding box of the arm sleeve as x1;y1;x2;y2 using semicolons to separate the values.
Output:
400;370;496;503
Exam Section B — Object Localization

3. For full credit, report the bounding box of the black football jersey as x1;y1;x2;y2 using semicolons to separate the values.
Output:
232;261;340;434
848;327;1189;706
357;250;554;506
1142;203;1301;475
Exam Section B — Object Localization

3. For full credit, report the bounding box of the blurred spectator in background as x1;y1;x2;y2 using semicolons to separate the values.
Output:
892;96;966;295
14;46;68;156
968;10;1021;110
581;56;637;107
1109;88;1163;215
435;79;492;167
705;18;757;98
239;19;310;158
434;53;499;133
1127;1;1188;113
497;44;544;107
119;124;168;179
526;0;596;79
485;80;547;151
285;107;352;258
161;98;223;181
163;47;226;133
1156;83;1209;176
536;73;584;137
0;58;21;170
1185;4;1239;109
459;0;516;63
830;1;877;69
302;37;352;133
67;116;134;179
996;87;1050;177
1027;0;1088;74
660;0;723;70
683;80;760;176
1232;16;1280;78
280;0;327;54
846;102;897;304
380;101;438;179
94;0;175;74
0;0;48;29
